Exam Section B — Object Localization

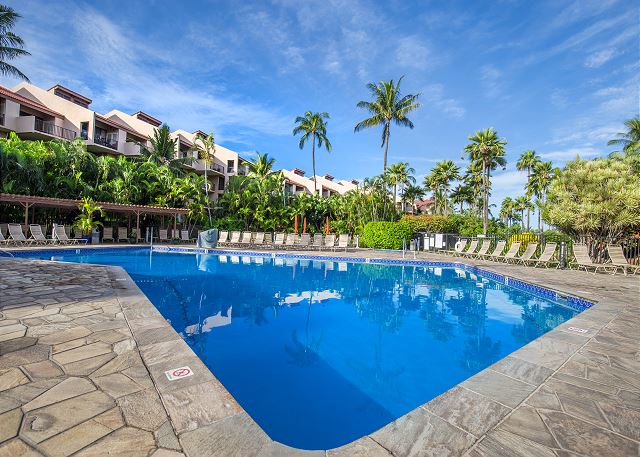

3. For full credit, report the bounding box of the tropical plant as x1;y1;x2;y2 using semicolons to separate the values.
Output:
361;221;414;249
0;4;29;81
386;162;416;211
528;161;556;231
514;195;534;229
293;112;332;195
248;151;276;181
463;128;507;234
608;117;640;157
499;197;517;228
543;155;640;240
74;197;104;235
189;132;216;224
450;184;473;213
401;184;424;213
354;76;420;171
516;149;541;230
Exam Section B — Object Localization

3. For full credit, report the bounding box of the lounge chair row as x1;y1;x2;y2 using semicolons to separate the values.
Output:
447;239;639;275
0;223;86;246
217;231;355;250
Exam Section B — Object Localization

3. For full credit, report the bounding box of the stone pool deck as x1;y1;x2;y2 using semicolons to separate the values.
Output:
0;246;638;456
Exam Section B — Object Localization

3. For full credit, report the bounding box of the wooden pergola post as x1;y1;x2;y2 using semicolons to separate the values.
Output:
173;213;177;237
21;202;32;228
135;211;141;244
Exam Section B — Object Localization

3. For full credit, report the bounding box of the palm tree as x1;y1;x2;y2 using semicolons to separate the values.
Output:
608;117;640;157
516;150;540;230
528;161;555;231
386;162;415;211
433;160;460;216
463;128;507;234
0;5;30;81
401;184;424;213
248;152;276;181
514;196;533;229
190;132;216;225
450;184;473;213
500;197;516;227
354;76;420;172
293;112;332;195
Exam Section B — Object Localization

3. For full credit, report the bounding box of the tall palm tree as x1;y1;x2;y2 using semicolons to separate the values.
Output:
248;151;276;181
386;162;415;211
608;117;640;156
463;128;507;234
190;132;216;225
528;161;555;231
0;5;30;81
516;149;540;230
293;112;332;195
450;184;473;213
514;196;533;229
500;197;516;228
433;160;460;216
354;76;420;172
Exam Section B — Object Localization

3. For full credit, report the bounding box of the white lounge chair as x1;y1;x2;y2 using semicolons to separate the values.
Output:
217;230;228;244
102;227;114;243
54;225;85;244
180;229;192;243
446;239;468;256
572;244;613;274
228;231;241;244
298;233;311;248
240;232;252;245
525;243;557;268
8;223;31;246
285;233;297;247
324;234;336;250
481;240;506;261
495;242;521;263
312;233;323;250
253;232;265;246
460;240;479;257
273;233;285;247
29;224;55;245
514;242;538;265
607;245;640;275
118;227;129;243
337;234;350;250
471;240;491;258
158;229;169;243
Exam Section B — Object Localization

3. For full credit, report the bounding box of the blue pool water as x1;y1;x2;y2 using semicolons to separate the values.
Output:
19;248;582;449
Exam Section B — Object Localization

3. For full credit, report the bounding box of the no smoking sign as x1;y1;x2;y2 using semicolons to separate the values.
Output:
165;366;194;381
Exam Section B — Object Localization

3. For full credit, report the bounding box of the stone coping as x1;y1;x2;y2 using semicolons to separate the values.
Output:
3;247;639;456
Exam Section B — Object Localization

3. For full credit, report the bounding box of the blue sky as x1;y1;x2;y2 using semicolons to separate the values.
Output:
1;0;638;207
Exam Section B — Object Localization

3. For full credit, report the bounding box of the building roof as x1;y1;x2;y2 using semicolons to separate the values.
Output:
416;199;435;207
0;85;63;118
95;114;145;139
132;111;162;127
192;130;208;138
48;84;93;106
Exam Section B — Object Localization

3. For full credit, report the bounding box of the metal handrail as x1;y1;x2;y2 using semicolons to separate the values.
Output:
34;119;77;140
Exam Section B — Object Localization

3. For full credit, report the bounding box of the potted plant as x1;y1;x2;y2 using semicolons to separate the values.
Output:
74;197;104;244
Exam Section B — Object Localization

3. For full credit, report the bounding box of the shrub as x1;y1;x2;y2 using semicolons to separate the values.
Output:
401;215;457;233
509;232;538;252
361;221;414;250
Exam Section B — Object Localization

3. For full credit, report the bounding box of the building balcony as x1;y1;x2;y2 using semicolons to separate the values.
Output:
93;134;118;150
14;115;77;141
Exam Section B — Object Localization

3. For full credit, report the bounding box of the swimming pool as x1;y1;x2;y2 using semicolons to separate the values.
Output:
18;248;587;449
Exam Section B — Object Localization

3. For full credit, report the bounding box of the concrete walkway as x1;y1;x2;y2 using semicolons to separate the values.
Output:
0;248;638;456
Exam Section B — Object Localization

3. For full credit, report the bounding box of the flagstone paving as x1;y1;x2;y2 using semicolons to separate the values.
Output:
0;248;638;456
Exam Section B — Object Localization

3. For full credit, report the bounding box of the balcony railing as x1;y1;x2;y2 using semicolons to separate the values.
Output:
34;119;77;140
210;164;225;174
94;134;118;150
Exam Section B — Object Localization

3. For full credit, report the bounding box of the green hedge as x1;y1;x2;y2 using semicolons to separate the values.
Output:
361;221;414;249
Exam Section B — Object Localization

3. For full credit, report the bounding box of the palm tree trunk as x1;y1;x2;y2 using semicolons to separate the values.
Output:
312;138;317;195
526;168;531;230
483;159;489;234
383;124;390;172
203;164;212;225
393;184;397;212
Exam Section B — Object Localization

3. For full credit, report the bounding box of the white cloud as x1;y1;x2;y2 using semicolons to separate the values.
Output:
395;36;431;70
422;84;465;119
480;65;503;98
585;48;617;68
540;147;601;161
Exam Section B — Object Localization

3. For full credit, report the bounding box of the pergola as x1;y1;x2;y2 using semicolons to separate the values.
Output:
0;193;189;237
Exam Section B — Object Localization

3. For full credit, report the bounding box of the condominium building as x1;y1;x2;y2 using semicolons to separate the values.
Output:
0;82;250;200
0;82;353;201
282;168;358;197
